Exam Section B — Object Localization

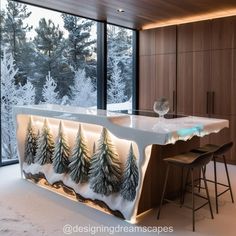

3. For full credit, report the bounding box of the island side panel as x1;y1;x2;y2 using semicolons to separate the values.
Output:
137;136;200;214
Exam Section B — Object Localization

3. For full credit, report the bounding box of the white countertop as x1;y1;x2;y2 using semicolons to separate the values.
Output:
13;104;229;145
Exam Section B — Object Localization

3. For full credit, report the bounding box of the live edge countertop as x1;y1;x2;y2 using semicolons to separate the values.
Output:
13;104;229;146
13;104;229;222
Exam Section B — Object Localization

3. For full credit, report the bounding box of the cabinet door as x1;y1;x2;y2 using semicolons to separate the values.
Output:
211;49;233;116
178;20;211;52
155;54;176;113
139;30;156;56
177;51;210;116
139;55;156;110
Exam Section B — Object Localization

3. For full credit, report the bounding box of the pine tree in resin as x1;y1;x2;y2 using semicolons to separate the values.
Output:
24;117;38;165
52;121;70;174
89;128;122;196
35;119;54;165
69;124;90;183
120;144;139;201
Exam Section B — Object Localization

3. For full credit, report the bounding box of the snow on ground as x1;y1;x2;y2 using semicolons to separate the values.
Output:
23;162;135;221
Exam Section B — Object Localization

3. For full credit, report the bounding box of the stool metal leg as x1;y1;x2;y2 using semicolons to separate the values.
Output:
191;168;195;232
182;168;190;205
180;167;184;206
198;168;201;193
223;155;234;203
202;166;214;219
157;165;170;219
213;157;219;213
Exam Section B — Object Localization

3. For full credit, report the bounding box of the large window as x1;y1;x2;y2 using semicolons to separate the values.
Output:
0;0;136;165
0;0;97;164
107;24;133;111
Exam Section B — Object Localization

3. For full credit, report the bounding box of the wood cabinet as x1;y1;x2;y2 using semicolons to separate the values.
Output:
155;54;176;113
178;20;211;52
177;51;210;116
139;26;177;112
139;55;156;110
139;15;236;164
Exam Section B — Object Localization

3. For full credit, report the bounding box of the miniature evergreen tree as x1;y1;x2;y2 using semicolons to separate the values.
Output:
35;119;54;165
120;144;139;201
68;125;90;183
89;128;122;196
24;117;37;165
52;121;70;174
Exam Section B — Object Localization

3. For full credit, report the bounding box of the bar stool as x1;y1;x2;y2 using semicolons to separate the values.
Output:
157;151;214;232
192;141;234;213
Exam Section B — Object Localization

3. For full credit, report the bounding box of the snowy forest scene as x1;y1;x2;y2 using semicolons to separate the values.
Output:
22;117;139;220
1;0;133;161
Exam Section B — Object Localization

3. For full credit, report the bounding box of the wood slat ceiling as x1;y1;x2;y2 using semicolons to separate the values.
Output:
19;0;236;30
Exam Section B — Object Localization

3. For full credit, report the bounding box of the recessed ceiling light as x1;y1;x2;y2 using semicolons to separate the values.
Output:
117;9;125;13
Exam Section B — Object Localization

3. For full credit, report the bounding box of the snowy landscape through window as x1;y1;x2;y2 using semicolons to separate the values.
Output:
0;0;134;163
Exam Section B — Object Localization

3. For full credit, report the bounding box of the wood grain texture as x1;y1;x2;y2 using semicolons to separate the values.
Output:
19;0;236;29
178;20;211;52
211;49;233;116
211;16;236;50
139;56;156;110
137;137;200;214
177;51;211;116
139;29;156;56
155;54;176;113
155;26;176;54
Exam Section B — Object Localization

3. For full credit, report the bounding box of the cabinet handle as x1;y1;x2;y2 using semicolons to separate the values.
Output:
212;91;215;114
206;91;210;114
173;90;176;113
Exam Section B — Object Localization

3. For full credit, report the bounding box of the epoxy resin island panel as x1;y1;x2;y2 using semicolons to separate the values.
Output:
13;104;229;222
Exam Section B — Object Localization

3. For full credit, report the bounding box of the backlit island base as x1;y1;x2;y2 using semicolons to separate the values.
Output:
13;104;228;222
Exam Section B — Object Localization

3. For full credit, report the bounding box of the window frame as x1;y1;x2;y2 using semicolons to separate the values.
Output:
0;0;138;167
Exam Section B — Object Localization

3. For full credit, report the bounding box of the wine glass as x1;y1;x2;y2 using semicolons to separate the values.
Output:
153;98;169;119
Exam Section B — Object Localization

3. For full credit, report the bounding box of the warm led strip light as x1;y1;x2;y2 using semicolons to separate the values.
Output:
142;8;236;29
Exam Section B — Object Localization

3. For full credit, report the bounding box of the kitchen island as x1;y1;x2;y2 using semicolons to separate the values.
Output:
13;104;228;222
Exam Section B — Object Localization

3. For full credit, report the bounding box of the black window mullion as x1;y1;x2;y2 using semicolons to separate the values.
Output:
97;22;107;110
132;30;139;110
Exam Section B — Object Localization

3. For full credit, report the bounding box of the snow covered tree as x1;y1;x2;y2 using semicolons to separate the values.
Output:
24;117;38;165
15;81;35;105
1;50;19;159
62;14;96;71
107;25;133;103
42;72;59;104
52;121;70;174
89;128;122;196
120;144;139;201
107;62;127;103
35;119;54;165
70;68;96;107
1;0;33;84
33;18;71;99
68;125;90;183
1;50;36;160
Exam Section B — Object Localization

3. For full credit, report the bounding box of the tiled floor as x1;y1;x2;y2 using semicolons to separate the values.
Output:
0;162;235;236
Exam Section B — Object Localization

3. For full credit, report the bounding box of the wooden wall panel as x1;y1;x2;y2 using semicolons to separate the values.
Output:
232;49;236;116
211;16;236;50
155;26;176;54
155;54;176;112
177;52;193;115
139;56;156;110
192;51;211;116
178;20;211;52
211;49;233;116
139;29;156;56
